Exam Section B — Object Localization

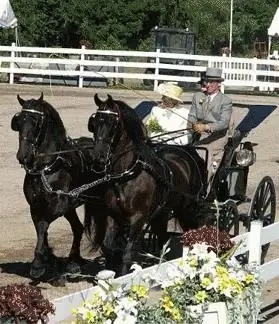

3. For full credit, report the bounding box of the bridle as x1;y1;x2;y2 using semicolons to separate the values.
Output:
20;108;45;146
90;107;120;173
18;108;50;174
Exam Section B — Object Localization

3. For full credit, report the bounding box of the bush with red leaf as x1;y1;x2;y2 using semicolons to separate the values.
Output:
0;283;55;323
181;225;234;256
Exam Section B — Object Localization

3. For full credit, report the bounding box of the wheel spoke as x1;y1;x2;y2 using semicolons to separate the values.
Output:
262;196;271;215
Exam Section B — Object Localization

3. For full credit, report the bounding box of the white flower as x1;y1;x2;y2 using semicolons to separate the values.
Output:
142;268;163;285
97;279;111;294
190;243;213;259
114;297;138;315
96;270;116;280
114;312;138;324
130;263;143;274
111;286;125;299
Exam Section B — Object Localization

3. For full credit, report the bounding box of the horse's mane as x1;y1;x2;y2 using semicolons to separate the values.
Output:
23;98;67;146
114;100;147;145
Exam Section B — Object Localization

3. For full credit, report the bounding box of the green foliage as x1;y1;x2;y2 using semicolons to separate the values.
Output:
3;0;278;55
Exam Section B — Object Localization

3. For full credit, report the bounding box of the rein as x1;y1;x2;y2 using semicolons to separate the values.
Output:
37;144;95;158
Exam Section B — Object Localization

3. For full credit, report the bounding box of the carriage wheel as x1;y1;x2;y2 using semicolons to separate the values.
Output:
248;176;276;263
218;200;240;236
238;176;276;264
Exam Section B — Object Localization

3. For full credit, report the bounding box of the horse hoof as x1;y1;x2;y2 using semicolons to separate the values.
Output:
66;261;81;274
30;265;46;279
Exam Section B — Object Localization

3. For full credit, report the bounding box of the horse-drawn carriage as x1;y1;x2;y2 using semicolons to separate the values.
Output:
135;101;277;264
11;93;277;280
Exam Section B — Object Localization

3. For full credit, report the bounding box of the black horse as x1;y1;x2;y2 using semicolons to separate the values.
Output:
85;94;206;275
11;93;104;279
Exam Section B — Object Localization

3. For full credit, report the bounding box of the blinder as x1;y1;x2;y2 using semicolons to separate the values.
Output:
11;112;21;131
88;113;95;133
12;108;45;145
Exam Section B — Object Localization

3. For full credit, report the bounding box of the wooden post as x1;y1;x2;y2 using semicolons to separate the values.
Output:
9;42;16;85
248;220;262;265
153;48;160;91
252;56;257;90
79;45;85;88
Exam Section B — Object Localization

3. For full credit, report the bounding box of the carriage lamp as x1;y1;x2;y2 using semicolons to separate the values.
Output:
235;149;256;167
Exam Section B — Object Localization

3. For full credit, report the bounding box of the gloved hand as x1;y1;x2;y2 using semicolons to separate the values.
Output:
192;123;209;134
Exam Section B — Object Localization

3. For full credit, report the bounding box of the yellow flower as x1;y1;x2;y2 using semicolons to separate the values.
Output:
194;290;208;303
216;265;229;276
172;307;182;321
178;259;185;267
161;295;175;312
244;274;255;285
85;309;98;323
189;256;198;268
89;292;102;306
229;278;243;295
201;277;212;289
131;284;149;299
161;296;182;322
103;302;114;317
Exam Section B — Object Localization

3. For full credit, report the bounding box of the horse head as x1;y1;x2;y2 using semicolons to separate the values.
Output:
88;94;121;169
11;93;66;171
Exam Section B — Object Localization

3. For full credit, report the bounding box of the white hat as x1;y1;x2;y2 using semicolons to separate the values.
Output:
156;82;183;102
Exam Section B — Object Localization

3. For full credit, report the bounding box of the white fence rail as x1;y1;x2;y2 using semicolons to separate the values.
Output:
0;43;279;91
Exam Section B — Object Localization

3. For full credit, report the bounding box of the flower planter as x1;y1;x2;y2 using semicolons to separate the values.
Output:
53;240;262;324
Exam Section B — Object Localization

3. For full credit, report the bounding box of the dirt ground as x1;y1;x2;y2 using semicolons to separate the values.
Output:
0;84;279;322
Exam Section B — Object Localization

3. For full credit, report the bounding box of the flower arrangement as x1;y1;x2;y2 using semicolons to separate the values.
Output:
145;117;165;134
0;283;55;323
72;238;262;324
181;225;235;256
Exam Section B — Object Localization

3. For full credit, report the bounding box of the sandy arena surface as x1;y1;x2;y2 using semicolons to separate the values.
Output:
0;84;279;322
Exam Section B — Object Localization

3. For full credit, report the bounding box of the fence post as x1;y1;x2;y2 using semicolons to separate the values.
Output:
9;42;16;85
252;57;257;90
153;49;160;91
79;45;85;88
248;220;263;265
113;57;120;85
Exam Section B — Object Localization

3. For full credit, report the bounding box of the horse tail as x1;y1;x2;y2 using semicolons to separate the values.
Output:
83;201;108;251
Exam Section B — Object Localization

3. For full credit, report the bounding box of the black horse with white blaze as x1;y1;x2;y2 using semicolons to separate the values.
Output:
11;93;105;279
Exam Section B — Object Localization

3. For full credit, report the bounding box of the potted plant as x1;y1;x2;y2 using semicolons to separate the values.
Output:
72;226;262;324
0;283;55;323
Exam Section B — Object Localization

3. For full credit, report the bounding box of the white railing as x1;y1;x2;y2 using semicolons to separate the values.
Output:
0;43;279;91
49;220;279;322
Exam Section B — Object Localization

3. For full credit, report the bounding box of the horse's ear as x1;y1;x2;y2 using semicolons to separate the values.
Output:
38;92;44;102
17;94;25;106
107;94;113;105
11;112;20;132
94;93;103;107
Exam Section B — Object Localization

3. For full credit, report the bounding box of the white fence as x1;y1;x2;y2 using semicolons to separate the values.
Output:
0;43;279;91
49;220;279;322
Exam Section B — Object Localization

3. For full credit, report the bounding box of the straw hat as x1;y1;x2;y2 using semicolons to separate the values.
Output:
157;82;183;102
205;67;224;82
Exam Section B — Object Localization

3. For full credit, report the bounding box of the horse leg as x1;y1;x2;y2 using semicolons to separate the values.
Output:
64;209;84;273
102;216;126;273
150;208;169;254
121;214;144;276
30;208;50;279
